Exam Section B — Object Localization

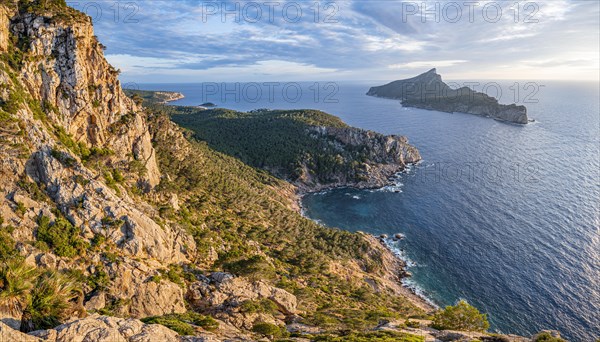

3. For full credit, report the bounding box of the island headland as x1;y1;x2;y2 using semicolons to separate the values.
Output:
367;68;529;124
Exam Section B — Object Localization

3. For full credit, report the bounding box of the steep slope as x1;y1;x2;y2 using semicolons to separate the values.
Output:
0;1;428;339
0;0;195;327
367;68;529;124
0;1;547;341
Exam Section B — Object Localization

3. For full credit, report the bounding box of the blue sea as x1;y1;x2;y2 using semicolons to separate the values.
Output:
138;80;600;341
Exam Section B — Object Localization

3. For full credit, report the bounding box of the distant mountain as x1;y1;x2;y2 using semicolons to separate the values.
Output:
367;69;529;124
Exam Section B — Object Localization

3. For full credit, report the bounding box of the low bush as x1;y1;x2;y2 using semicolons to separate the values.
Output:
239;298;279;314
36;215;88;258
141;312;218;335
431;300;490;332
311;331;424;342
0;259;37;316
252;322;289;338
24;270;80;331
532;332;566;342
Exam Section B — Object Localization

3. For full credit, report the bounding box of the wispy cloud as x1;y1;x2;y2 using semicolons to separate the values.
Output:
389;60;468;69
82;0;599;82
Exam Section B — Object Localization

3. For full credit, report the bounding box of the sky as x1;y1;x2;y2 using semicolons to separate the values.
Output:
69;0;600;83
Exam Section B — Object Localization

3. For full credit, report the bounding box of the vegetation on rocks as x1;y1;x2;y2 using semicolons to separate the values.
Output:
252;322;289;338
141;312;218;335
36;215;88;258
310;331;425;342
0;259;82;332
431;300;490;332
0;2;557;340
532;331;566;342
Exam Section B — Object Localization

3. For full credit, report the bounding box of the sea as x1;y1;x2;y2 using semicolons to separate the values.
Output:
137;80;600;341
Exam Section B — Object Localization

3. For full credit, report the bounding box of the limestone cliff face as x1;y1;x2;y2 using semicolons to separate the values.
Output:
0;1;191;323
7;4;159;186
314;126;421;165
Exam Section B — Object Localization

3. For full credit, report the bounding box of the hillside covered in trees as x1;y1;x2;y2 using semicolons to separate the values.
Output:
171;108;421;191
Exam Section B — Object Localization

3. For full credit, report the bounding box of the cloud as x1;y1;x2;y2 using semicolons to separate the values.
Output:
80;0;599;82
389;60;468;69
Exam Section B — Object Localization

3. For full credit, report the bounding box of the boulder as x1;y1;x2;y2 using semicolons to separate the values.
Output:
0;322;40;342
129;279;187;318
109;261;187;318
28;315;180;342
187;273;297;315
84;292;106;312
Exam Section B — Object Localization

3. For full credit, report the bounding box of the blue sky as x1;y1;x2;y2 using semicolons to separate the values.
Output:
71;0;600;82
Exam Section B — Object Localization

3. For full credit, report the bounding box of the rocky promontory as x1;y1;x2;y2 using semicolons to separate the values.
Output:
170;108;421;193
367;68;529;124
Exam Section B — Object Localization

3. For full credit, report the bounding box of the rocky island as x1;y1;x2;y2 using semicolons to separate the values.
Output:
367;68;529;124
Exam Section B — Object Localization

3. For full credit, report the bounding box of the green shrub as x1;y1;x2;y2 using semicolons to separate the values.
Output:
102;252;118;263
51;148;76;167
15;201;26;216
141;312;218;335
0;228;18;262
17;177;48;202
36;215;88;258
86;264;109;292
431;300;489;332
112;169;125;182
532;332;566;342
223;255;277;280
252;322;289;338
240;298;279;314
22;270;80;331
0;259;37;316
311;331;425;342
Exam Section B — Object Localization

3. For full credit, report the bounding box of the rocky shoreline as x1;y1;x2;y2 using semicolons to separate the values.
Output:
294;171;437;314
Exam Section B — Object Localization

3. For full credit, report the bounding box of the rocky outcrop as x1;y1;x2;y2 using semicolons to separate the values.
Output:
0;322;41;342
0;1;195;325
187;272;297;314
28;315;183;342
28;147;194;264
103;261;188;318
8;6;160;186
313;126;421;165
367;68;529;124
186;272;297;329
155;91;184;104
297;126;421;192
0;5;9;52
